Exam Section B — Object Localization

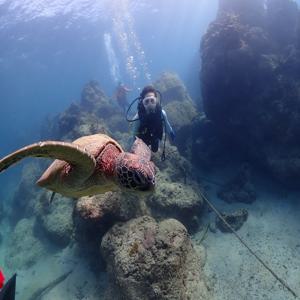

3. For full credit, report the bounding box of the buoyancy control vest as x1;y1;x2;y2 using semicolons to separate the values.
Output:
136;101;164;145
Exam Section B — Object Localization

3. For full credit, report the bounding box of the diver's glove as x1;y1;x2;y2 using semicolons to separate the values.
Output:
169;130;175;142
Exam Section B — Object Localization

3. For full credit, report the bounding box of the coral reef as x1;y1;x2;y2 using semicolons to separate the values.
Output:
215;208;249;232
5;218;46;269
200;0;300;187
101;216;211;300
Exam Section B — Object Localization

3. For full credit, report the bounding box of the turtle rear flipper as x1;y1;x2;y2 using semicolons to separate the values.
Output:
0;141;96;185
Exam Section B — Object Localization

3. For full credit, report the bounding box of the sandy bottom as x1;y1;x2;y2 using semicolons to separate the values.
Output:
194;171;300;300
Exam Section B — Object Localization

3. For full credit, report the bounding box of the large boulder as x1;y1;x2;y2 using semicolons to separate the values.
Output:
200;0;300;187
73;192;148;256
215;208;249;232
146;172;203;231
101;216;211;300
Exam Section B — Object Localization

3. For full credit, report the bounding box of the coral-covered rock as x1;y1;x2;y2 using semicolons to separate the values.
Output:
52;104;110;141
219;0;265;26
216;208;249;232
73;191;150;270
146;172;203;231
266;0;299;47
154;72;198;132
152;145;192;182
73;191;147;247
101;216;210;300
5;218;46;269
41;80;127;142
200;0;300;187
36;194;74;247
81;80;108;111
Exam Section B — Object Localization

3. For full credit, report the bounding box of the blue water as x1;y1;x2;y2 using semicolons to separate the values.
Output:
0;0;217;155
1;1;300;299
0;0;217;199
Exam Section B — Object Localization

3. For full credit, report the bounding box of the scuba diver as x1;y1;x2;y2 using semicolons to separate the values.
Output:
113;81;132;112
129;85;175;156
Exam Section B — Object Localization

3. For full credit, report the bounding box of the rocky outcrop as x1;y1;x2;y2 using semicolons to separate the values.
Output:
154;72;198;140
101;216;211;300
73;192;141;244
36;193;74;247
41;80;127;141
216;208;249;232
200;0;300;187
5;218;46;269
146;172;203;231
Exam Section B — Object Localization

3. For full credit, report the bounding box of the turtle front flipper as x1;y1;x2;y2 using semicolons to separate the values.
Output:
131;137;152;161
0;141;96;185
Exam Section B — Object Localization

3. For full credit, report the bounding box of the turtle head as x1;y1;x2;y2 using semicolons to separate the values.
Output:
115;152;155;191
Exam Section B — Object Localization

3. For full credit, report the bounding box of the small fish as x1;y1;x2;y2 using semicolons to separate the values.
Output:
0;268;5;288
49;192;56;204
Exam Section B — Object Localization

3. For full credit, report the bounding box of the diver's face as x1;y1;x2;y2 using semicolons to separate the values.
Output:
143;92;157;113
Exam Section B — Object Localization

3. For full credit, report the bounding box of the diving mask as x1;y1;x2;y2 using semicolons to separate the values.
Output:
142;96;157;113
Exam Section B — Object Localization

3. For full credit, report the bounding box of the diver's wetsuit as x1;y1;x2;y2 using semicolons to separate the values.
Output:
132;109;174;152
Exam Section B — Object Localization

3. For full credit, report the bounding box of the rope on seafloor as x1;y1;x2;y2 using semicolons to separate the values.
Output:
198;223;210;244
28;270;73;300
199;190;298;299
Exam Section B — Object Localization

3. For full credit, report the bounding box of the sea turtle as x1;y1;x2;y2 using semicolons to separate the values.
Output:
0;134;155;198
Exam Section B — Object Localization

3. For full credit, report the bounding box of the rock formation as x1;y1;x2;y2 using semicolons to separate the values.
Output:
101;216;211;300
200;0;300;187
215;208;249;232
5;218;46;269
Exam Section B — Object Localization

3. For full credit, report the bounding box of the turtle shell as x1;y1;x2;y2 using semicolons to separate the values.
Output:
37;134;124;197
72;133;123;156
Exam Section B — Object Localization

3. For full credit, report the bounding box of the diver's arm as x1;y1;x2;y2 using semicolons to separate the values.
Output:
162;109;175;141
